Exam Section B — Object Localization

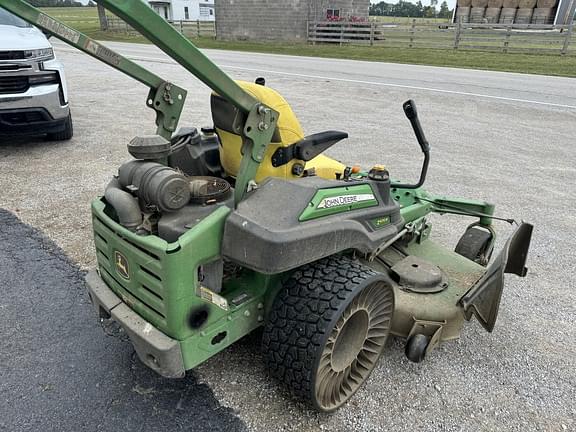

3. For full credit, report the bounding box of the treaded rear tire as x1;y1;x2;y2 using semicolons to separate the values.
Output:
262;255;394;412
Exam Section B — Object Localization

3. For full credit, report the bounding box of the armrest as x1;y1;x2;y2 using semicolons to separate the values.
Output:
271;130;348;167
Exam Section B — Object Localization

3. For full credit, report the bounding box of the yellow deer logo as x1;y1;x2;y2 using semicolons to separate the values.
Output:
114;251;130;280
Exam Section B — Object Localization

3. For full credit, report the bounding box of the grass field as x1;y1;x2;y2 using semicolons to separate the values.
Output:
40;7;576;77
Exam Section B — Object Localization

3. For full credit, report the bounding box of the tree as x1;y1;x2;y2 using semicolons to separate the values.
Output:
438;1;452;19
369;0;430;18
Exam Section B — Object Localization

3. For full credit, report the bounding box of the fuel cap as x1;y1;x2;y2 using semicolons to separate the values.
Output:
368;165;389;181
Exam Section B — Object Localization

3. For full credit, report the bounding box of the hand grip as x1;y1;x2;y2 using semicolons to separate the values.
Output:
403;100;418;120
403;99;430;153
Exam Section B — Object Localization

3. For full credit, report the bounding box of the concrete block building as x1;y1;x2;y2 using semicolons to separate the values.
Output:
214;0;370;41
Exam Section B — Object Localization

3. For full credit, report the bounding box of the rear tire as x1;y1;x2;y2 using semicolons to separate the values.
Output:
46;112;73;141
262;255;394;412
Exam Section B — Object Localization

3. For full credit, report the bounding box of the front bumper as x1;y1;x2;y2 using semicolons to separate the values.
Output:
0;83;69;136
85;270;185;378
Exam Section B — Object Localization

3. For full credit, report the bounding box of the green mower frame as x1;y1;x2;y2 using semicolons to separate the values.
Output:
3;0;533;412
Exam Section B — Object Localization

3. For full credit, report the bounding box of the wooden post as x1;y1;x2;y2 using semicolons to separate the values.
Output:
409;19;416;48
340;22;344;46
311;22;317;45
197;20;201;38
503;25;511;53
453;21;461;50
97;3;108;31
370;22;375;46
561;23;574;56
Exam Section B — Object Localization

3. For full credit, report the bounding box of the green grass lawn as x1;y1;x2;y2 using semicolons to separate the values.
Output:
41;7;101;33
41;7;576;78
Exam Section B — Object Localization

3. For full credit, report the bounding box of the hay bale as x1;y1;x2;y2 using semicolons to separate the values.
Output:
456;6;471;22
470;7;487;22
515;8;534;23
499;7;518;22
536;0;557;7
531;7;554;23
485;7;502;22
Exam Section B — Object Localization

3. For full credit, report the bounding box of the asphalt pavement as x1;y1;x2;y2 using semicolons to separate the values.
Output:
1;42;575;431
0;210;246;432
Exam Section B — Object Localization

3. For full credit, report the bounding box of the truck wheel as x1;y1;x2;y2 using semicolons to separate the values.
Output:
46;113;73;141
455;226;494;266
262;255;394;412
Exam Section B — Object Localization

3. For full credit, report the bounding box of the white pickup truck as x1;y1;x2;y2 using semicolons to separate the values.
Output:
0;7;72;141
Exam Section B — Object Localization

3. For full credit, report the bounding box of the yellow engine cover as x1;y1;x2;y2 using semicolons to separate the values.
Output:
213;81;346;182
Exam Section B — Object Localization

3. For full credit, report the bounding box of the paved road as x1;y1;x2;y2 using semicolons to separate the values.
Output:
55;40;576;110
1;42;575;431
0;210;246;432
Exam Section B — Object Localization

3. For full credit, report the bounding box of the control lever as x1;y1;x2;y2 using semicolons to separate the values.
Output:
403;100;430;153
392;100;431;189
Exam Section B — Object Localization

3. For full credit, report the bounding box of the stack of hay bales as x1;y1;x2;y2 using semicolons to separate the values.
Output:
455;0;559;24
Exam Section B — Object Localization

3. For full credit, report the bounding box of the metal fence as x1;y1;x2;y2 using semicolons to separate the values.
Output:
106;17;216;38
308;21;575;55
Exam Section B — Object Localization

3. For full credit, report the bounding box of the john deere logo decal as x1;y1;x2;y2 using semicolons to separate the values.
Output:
317;193;375;209
115;251;130;280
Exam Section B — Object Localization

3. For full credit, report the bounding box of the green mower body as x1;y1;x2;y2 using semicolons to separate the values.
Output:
3;0;533;412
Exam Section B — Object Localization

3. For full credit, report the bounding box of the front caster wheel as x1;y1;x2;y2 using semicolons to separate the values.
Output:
405;334;430;363
455;225;494;266
263;255;394;412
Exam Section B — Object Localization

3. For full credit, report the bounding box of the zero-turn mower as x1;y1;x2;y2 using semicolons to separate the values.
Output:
3;0;533;412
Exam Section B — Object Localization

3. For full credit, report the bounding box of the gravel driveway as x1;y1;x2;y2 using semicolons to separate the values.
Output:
0;44;574;431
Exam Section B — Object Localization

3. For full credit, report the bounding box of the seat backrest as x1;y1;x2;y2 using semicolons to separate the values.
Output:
212;81;347;182
211;81;306;182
